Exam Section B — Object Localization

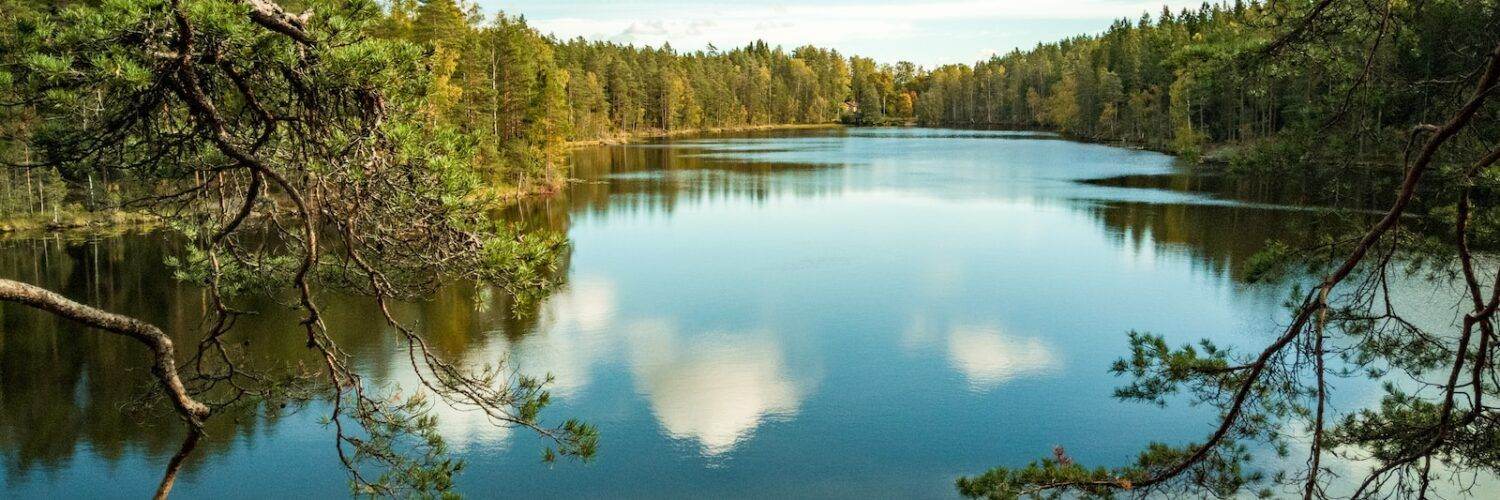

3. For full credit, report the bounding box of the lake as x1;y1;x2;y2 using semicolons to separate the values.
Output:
0;128;1405;498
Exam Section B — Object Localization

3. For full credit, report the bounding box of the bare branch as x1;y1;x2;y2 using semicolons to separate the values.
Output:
0;279;211;427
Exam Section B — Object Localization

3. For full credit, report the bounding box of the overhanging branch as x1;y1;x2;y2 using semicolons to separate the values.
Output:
0;278;211;427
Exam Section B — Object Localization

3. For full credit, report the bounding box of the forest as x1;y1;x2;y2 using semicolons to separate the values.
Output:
370;0;857;196
8;0;1491;226
910;0;1500;167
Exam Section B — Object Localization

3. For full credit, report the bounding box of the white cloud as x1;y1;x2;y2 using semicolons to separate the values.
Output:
398;273;811;458
975;47;1004;60
386;278;621;451
904;316;1060;391
625;322;807;456
518;0;1209;62
509;277;620;398
946;325;1058;391
774;1;1206;21
533;15;914;51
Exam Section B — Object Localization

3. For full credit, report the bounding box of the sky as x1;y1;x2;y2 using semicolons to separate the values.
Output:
479;1;1209;67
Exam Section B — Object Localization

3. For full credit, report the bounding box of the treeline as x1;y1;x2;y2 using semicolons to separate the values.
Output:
906;0;1500;164
6;0;1495;217
0;1;89;227
0;0;874;210
372;0;874;194
373;0;956;192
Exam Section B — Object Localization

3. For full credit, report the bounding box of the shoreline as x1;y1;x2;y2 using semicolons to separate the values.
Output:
912;121;1192;157
2;124;1209;237
0;211;158;239
564;123;843;148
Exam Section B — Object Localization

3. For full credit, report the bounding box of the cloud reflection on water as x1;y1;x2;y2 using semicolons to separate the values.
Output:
514;278;620;398
626;321;806;456
907;318;1060;391
946;326;1059;391
450;277;809;458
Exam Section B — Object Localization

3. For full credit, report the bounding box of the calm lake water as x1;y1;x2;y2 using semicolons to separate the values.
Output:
0;128;1416;498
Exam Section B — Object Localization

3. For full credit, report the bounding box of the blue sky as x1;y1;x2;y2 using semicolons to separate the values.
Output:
478;1;1207;66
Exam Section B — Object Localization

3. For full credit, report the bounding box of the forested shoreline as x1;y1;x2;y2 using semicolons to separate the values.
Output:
912;0;1499;169
372;0;859;196
1;0;862;228
4;0;1497;223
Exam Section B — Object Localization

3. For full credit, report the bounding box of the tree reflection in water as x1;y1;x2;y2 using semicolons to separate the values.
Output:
1;130;1384;496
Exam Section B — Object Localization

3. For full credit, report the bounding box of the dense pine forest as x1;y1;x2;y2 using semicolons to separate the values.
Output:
912;1;1500;167
4;0;1494;223
371;0;856;194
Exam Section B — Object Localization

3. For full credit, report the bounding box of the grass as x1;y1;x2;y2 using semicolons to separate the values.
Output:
0;209;157;238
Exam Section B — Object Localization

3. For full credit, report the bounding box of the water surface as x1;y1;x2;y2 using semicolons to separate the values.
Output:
0;128;1399;498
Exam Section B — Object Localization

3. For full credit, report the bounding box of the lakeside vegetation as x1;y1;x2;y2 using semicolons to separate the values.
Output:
11;1;1493;227
909;0;1500;170
2;0;598;495
2;0;859;227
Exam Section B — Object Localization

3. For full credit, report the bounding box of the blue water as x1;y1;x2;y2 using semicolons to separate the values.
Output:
1;128;1387;498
